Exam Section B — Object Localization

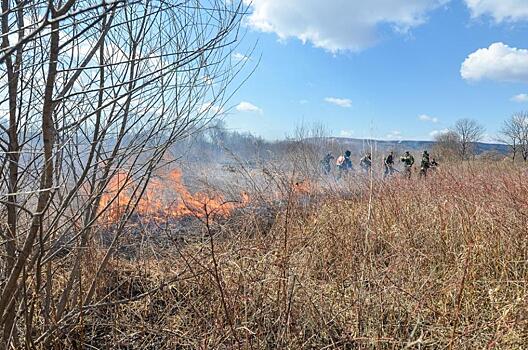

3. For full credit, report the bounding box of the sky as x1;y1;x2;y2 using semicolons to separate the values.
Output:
224;0;528;141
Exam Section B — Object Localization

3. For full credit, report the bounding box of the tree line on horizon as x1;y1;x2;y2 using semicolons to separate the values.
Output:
193;114;528;165
433;113;528;162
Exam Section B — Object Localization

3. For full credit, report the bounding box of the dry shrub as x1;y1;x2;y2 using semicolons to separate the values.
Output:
61;163;527;349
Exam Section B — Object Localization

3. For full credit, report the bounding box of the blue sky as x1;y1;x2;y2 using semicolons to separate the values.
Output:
225;0;528;141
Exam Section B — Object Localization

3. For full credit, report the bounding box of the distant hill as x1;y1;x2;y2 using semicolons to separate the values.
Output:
325;137;509;155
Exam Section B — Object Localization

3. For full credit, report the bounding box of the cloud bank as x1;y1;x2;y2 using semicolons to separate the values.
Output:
245;0;447;52
461;42;528;83
465;0;528;22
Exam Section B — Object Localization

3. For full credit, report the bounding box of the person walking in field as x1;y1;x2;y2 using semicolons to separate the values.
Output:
383;151;395;178
420;150;431;178
400;151;415;179
336;150;353;179
430;157;439;170
320;153;334;175
359;153;372;173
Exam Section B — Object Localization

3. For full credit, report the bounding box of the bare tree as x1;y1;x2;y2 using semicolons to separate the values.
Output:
286;122;338;179
0;0;249;347
499;112;528;162
432;130;461;161
453;118;485;160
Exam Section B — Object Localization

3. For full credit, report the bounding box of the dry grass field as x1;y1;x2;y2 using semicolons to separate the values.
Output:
50;162;528;349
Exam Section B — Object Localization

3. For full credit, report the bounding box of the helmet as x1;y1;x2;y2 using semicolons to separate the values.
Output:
345;150;351;157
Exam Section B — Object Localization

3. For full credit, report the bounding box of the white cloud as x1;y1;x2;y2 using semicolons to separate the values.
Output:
339;129;355;137
325;97;352;108
461;42;528;83
386;130;403;140
203;75;214;86
465;0;528;22
480;133;495;143
429;128;450;138
418;114;439;123
232;52;250;61
200;102;223;115
511;93;528;102
236;101;263;114
299;99;309;105
244;0;447;52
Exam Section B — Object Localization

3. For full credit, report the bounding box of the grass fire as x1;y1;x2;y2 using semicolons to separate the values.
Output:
99;169;250;223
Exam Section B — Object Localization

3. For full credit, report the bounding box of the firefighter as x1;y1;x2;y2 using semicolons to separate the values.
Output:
359;153;372;173
420;150;431;178
400;151;415;179
336;150;353;178
384;151;395;178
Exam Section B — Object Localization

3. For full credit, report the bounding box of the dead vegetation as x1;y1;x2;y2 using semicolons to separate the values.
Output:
43;162;528;349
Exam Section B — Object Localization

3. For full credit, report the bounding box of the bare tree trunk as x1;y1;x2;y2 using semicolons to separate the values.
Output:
1;0;24;345
0;15;60;346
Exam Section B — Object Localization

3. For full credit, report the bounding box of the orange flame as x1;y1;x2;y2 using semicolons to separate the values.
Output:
99;169;249;223
99;171;133;222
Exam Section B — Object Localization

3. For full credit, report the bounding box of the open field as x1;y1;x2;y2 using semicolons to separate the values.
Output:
46;162;528;349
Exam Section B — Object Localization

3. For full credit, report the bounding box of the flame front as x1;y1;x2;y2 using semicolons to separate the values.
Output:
100;169;249;223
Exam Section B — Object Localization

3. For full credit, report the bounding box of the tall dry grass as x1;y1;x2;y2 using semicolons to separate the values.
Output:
50;163;527;349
